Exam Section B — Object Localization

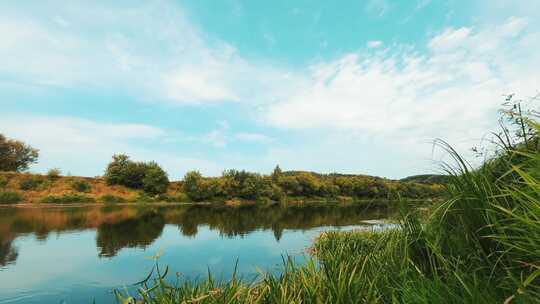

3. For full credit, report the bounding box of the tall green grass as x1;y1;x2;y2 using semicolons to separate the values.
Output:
115;109;539;303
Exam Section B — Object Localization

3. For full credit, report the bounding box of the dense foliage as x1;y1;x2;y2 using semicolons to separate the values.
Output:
104;154;169;194
71;179;92;193
46;168;61;180
0;191;23;204
183;167;444;202
40;194;95;204
400;174;450;184
0;134;39;172
18;176;45;190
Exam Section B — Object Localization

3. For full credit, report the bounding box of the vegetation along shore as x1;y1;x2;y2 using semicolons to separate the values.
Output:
110;101;539;303
0;135;444;206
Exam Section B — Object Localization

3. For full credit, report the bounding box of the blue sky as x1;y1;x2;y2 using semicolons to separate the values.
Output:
1;0;539;179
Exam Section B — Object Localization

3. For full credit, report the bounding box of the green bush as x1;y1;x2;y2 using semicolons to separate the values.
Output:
99;194;126;204
19;176;44;190
142;162;169;195
0;191;23;204
40;194;95;204
104;154;169;194
71;179;91;193
183;171;212;201
156;192;189;202
104;154;147;188
0;175;8;189
134;193;158;203
46;168;61;180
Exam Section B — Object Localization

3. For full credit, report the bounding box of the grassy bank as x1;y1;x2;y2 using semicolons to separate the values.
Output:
115;117;539;303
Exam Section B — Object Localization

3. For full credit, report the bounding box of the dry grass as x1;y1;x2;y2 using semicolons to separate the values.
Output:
0;172;141;203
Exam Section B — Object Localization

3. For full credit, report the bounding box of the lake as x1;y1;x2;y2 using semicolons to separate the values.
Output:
0;203;393;304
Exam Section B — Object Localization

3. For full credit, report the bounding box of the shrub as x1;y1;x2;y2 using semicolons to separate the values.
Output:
40;194;95;204
134;193;157;203
104;154;169;194
71;179;92;193
19;176;44;190
0;175;8;189
142;162;169;195
156;192;189;202
0;134;39;172
99;194;126;204
296;172;321;196
46;168;61;180
104;154;146;188
183;171;214;201
0;191;23;204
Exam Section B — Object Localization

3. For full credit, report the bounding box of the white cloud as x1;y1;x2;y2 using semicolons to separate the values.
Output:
0;115;222;178
234;132;272;143
416;0;431;10
195;121;273;147
428;27;472;51
365;0;391;17
0;1;289;105
367;40;383;48
263;17;540;158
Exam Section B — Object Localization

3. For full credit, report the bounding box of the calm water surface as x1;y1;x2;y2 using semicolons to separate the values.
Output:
0;203;393;304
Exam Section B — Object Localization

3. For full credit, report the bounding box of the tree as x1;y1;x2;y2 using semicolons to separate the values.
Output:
142;162;169;195
271;165;283;182
278;176;301;196
296;172;320;196
183;171;205;201
104;154;169;194
0;134;39;172
104;154;146;188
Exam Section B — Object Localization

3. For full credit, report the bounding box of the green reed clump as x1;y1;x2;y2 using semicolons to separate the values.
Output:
40;194;95;204
71;179;92;193
100;194;126;204
19;176;45;190
0;191;23;204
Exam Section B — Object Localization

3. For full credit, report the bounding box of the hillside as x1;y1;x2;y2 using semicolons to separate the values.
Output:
0;170;444;205
0;172;184;204
400;174;450;184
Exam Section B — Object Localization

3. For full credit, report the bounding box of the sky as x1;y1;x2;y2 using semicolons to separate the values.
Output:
0;0;539;180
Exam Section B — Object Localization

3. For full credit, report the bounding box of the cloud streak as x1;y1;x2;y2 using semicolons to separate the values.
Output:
0;1;292;105
263;17;540;156
0;115;224;178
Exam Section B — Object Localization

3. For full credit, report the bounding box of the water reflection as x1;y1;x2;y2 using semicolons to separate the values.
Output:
0;203;391;266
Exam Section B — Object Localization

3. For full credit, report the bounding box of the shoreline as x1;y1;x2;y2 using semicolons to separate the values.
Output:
0;198;440;209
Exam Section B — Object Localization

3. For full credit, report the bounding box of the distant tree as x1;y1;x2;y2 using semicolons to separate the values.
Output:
142;162;169;195
296;172;320;196
0;134;39;172
278;176;301;196
104;154;146;188
183;171;206;201
104;154;169;194
271;165;283;182
46;168;61;180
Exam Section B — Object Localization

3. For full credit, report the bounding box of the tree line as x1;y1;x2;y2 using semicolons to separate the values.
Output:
1;133;445;203
180;166;444;202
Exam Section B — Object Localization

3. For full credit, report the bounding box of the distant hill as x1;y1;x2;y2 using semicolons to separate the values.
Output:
282;171;388;180
400;174;449;185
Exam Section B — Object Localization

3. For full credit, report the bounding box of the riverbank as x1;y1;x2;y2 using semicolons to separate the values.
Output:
114;128;540;303
0;171;442;207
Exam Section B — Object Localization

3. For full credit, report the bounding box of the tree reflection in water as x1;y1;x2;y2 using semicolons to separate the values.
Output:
0;203;393;265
